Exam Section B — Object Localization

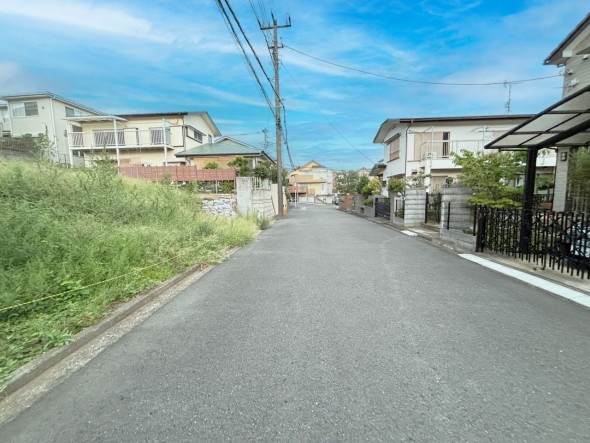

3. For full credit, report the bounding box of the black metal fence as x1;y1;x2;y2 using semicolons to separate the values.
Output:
425;192;442;224
475;206;589;279
375;197;390;219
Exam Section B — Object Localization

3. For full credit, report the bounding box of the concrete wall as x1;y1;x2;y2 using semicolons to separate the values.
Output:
236;177;277;219
402;188;426;227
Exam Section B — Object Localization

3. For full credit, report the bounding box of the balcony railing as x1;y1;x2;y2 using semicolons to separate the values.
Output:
69;129;172;150
420;139;484;161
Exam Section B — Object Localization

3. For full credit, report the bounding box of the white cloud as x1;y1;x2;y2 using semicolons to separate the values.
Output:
0;0;173;43
0;62;38;92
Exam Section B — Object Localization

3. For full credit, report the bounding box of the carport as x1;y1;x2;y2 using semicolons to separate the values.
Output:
485;84;590;252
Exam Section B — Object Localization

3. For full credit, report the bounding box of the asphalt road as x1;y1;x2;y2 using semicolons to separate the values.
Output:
2;204;590;441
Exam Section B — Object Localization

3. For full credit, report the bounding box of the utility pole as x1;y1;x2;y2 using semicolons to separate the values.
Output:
261;14;291;217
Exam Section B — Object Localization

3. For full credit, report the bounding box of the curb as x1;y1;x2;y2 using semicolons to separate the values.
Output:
2;262;207;398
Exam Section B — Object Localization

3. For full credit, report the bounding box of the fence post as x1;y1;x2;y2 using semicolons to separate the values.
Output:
446;201;451;230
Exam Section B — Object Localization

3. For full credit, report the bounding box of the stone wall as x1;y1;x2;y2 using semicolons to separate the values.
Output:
201;196;237;217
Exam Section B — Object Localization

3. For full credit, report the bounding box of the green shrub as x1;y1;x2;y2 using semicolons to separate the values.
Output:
0;158;258;391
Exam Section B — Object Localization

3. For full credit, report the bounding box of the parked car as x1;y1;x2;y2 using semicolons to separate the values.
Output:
332;195;339;205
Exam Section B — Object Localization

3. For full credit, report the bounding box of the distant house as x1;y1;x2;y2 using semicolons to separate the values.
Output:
357;167;370;177
1;92;103;164
174;136;274;168
373;115;535;194
65;111;221;166
289;160;334;201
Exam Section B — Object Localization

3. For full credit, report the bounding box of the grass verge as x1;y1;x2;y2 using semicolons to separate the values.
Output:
0;158;258;391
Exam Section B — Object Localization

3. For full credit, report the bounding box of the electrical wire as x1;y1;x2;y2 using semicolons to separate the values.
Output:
281;61;377;164
281;104;295;169
283;44;562;86
215;0;275;116
224;0;277;98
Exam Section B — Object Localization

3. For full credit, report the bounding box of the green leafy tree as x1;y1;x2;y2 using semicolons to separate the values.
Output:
387;171;430;196
568;147;590;202
335;170;360;195
204;161;220;169
33;133;56;162
355;175;369;195
361;178;382;198
451;150;524;207
253;160;273;181
227;156;251;176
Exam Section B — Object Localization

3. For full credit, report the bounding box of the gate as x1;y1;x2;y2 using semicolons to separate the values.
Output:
425;192;442;224
475;206;589;279
375;197;390;219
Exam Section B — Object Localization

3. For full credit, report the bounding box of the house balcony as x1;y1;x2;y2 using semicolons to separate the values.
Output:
68;128;172;151
420;139;485;161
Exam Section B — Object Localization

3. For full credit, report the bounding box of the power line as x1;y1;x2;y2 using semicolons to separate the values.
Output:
281;104;295;169
283;44;562;86
281;61;377;165
224;0;276;97
215;0;275;116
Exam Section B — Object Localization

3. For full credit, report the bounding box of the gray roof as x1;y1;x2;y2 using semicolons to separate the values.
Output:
175;138;275;163
0;91;104;115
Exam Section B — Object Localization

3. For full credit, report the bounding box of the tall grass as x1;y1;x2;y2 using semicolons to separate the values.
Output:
0;158;258;391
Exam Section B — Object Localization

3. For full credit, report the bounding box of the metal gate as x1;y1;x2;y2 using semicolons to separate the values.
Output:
375;198;390;219
425;192;442;224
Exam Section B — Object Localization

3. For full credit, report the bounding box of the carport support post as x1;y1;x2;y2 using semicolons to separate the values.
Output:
519;147;540;255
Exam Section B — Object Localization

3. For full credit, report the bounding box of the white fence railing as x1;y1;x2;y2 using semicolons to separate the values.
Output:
69;129;171;150
420;139;485;161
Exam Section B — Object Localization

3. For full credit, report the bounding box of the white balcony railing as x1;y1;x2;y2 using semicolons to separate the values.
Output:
69;128;172;150
420;139;485;161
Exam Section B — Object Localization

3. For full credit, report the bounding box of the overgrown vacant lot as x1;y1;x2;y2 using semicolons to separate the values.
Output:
0;159;258;391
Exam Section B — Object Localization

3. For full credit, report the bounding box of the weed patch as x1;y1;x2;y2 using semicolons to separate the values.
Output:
0;158;257;391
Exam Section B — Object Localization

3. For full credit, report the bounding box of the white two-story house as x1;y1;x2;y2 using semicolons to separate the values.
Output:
1;92;103;164
373;115;536;193
64;111;221;166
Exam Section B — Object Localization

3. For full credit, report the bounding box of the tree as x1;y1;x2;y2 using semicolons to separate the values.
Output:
568;147;590;204
227;156;251;176
362;178;382;198
335;170;360;195
253;160;273;181
204;161;220;169
355;175;369;195
451;150;524;207
386;171;429;196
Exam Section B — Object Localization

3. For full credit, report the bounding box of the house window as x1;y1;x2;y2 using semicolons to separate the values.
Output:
186;127;204;143
12;101;39;117
208;134;213;144
65;106;84;117
388;136;400;161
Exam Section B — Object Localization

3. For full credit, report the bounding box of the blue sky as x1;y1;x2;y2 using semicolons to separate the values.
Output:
0;1;587;170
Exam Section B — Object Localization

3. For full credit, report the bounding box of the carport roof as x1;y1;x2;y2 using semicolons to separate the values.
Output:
485;84;590;151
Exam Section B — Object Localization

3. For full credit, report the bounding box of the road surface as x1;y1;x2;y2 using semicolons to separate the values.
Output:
1;204;589;441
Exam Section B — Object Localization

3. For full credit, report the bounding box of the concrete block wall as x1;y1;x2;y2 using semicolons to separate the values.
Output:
441;186;473;231
403;188;426;227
